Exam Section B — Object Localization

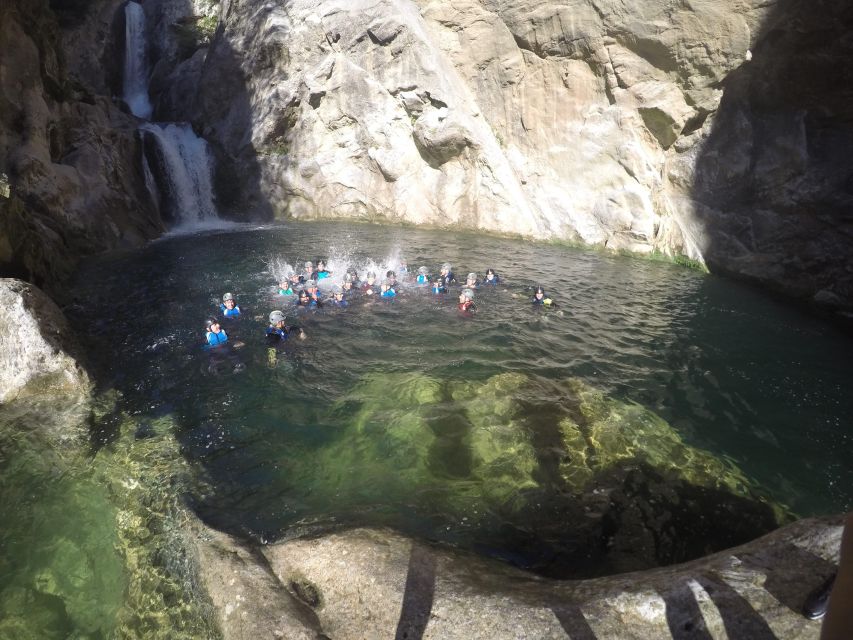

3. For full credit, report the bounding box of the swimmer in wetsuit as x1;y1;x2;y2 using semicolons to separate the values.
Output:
266;310;305;343
205;317;228;346
220;292;241;317
464;272;479;289
483;268;500;285
380;279;397;298
314;259;332;280
458;288;476;314
361;271;378;296
432;278;447;294
415;266;430;285
439;263;455;286
329;285;349;307
531;285;557;308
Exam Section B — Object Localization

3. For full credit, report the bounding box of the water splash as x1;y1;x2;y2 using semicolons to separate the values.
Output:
141;123;218;225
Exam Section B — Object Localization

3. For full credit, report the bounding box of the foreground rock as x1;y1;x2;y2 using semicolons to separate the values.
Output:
0;278;90;405
252;518;841;640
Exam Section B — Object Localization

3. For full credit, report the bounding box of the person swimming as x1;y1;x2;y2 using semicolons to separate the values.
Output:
439;263;455;286
380;279;397;298
342;277;356;298
464;272;479;289
483;268;500;285
304;280;323;306
385;270;398;288
398;258;409;275
220;292;241;317
302;261;314;281
361;271;378;296
432;278;447;294
314;259;332;280
205;317;228;346
278;274;297;296
531;285;557;308
458;288;476;314
329;284;349;307
266;310;305;342
416;266;430;285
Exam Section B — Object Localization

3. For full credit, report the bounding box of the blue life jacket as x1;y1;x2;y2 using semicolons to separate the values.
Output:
220;304;241;317
381;289;397;298
432;285;446;294
332;299;349;307
316;270;331;280
206;330;228;346
279;287;294;296
266;326;288;341
417;274;429;284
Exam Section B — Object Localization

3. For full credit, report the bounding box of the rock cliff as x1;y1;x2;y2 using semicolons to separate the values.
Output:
0;0;164;292
150;0;851;315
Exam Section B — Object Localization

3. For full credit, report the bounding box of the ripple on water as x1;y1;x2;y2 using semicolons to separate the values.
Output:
61;221;853;578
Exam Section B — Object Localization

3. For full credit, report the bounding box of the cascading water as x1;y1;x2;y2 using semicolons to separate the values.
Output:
123;1;153;120
140;123;218;225
122;0;223;228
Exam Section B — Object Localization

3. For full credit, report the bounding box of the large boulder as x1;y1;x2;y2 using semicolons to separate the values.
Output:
0;278;90;403
258;518;841;640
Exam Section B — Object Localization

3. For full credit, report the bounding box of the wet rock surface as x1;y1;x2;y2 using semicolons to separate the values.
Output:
0;278;89;405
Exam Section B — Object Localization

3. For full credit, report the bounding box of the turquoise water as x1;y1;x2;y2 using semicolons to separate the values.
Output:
65;221;853;577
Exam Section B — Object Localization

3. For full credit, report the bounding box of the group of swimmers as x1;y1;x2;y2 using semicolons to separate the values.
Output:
203;258;558;352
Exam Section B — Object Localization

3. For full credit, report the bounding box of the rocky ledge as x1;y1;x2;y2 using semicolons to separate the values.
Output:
195;517;842;640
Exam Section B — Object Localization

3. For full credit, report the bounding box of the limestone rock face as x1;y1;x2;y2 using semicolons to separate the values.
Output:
0;0;164;291
154;0;851;313
0;278;89;404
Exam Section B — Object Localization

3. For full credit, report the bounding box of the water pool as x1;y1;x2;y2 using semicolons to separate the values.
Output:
65;221;853;578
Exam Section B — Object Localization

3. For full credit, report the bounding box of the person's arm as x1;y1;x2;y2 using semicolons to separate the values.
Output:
822;513;853;640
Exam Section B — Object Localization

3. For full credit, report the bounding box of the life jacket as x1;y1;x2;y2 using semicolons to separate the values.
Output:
381;289;397;298
206;330;228;346
266;326;288;342
279;287;294;296
220;304;241;317
442;272;455;285
458;301;475;312
416;274;429;284
316;270;331;280
432;285;446;294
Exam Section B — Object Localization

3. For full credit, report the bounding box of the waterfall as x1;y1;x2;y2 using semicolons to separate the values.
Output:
123;1;153;119
141;123;218;225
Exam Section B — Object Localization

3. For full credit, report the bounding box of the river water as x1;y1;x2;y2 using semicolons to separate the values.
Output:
62;221;853;579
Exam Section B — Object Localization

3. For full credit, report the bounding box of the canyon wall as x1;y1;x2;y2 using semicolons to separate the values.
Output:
0;0;164;292
152;0;852;314
0;0;850;314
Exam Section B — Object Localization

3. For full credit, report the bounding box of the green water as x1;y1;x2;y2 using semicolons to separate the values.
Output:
58;221;853;576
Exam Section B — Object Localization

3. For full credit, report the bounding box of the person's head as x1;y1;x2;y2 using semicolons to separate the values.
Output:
366;271;376;284
344;271;356;283
222;292;236;309
317;259;326;270
305;279;318;293
441;262;451;275
288;271;301;283
279;280;289;290
205;317;221;332
485;268;496;280
381;279;391;292
460;289;474;303
534;286;545;299
298;290;310;304
418;266;428;275
332;284;344;301
432;278;443;289
399;258;407;269
303;261;313;273
466;272;477;284
386;269;395;279
343;279;353;291
269;310;285;327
